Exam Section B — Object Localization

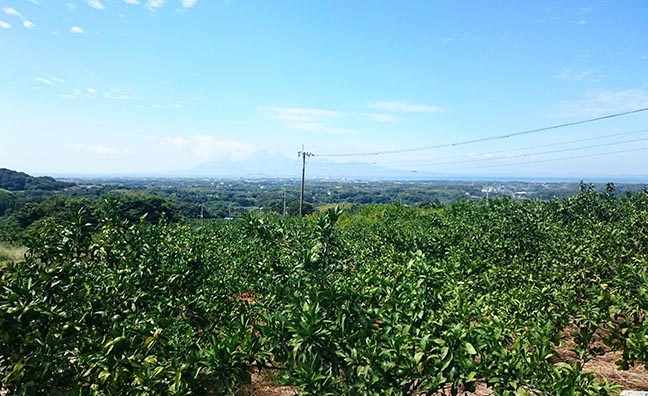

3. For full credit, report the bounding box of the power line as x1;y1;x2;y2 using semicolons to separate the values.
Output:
316;107;648;157
432;145;648;173
360;134;648;168
366;127;648;166
309;127;648;168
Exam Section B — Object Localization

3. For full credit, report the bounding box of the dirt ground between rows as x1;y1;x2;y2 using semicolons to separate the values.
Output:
555;324;648;392
1;358;645;396
238;332;648;396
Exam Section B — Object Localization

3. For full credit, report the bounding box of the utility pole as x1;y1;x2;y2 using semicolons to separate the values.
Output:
298;145;314;216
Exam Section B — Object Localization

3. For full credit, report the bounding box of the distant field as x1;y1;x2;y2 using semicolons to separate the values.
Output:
0;242;26;266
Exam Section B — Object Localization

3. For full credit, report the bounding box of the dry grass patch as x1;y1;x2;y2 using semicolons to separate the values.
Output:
0;242;26;267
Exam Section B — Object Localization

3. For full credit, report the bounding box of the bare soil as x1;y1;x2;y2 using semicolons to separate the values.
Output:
556;324;648;391
236;369;296;396
584;352;648;391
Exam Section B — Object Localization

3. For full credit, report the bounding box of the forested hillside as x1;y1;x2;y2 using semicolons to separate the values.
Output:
0;168;75;191
1;187;647;395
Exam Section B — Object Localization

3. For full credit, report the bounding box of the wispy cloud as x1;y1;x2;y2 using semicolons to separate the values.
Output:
181;0;198;8
104;89;193;111
0;21;10;29
555;68;603;83
264;106;342;122
561;89;648;116
147;0;165;9
104;89;138;100
137;101;193;109
366;113;394;122
70;26;85;34
2;7;24;19
158;136;255;161
86;0;106;10
262;106;352;134
66;143;132;156
123;0;140;4
60;88;95;99
67;3;76;11
367;101;443;113
2;7;34;28
35;75;65;85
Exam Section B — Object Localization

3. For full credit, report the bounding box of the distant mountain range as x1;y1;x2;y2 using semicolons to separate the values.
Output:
36;150;646;183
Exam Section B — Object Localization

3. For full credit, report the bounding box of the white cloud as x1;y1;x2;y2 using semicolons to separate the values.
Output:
262;106;352;134
555;68;603;83
60;88;81;99
561;89;648;116
60;88;96;100
104;90;190;110
367;101;443;113
147;0;165;9
288;122;326;131
170;100;193;108
366;113;394;122
86;0;106;9
66;143;130;156
36;77;52;85
2;8;33;29
0;21;10;29
159;136;255;161
70;26;85;34
123;0;140;4
2;7;24;19
181;0;198;8
264;106;342;122
67;3;76;10
104;89;137;100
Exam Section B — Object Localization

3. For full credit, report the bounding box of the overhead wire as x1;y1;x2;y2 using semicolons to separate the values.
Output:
431;145;648;173
365;127;648;167
315;107;648;157
361;134;648;168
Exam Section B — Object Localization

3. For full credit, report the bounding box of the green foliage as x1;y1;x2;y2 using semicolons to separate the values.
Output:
100;191;184;224
2;191;648;394
1;192;190;243
0;189;16;216
0;168;75;191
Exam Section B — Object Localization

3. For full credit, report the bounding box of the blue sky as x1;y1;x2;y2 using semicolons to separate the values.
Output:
1;0;647;179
